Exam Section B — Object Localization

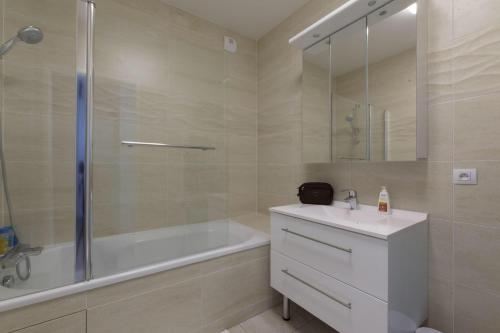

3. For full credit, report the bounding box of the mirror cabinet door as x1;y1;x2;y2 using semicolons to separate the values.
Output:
367;1;418;161
302;37;332;163
331;18;368;161
300;0;424;162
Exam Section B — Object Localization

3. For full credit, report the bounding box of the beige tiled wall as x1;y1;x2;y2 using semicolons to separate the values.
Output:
91;0;258;238
302;60;330;163
257;0;500;332
0;0;77;246
0;0;257;244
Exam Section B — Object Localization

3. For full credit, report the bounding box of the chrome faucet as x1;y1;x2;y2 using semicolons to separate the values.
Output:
342;189;359;210
0;244;42;281
1;244;42;264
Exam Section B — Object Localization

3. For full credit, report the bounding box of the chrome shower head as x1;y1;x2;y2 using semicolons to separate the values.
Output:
345;114;355;122
0;26;43;57
17;26;44;44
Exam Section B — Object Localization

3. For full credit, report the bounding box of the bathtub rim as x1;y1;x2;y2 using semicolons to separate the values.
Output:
0;222;269;313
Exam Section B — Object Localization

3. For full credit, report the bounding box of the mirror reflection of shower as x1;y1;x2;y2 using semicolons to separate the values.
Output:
0;26;43;57
345;104;361;145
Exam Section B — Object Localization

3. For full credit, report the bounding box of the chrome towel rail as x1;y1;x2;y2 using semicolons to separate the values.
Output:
121;141;216;151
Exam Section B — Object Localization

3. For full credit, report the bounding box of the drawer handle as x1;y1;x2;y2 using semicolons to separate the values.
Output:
281;269;352;310
281;228;352;254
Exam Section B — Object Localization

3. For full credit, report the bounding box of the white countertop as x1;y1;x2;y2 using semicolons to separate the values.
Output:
270;202;427;240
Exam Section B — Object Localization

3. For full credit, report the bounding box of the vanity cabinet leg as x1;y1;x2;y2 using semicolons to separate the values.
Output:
282;295;290;321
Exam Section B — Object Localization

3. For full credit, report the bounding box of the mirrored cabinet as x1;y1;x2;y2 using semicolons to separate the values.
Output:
296;0;426;162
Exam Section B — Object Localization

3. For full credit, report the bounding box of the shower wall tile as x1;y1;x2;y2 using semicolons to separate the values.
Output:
454;94;500;161
427;48;454;105
258;101;302;137
86;247;275;333
227;165;257;194
0;294;86;333
12;207;75;246
428;218;453;282
454;284;500;333
223;32;257;220
257;164;297;196
428;278;453;333
2;111;75;163
452;22;500;100
258;131;302;165
169;6;225;53
6;161;75;211
226;193;256;220
428;102;453;161
226;83;258;113
453;0;500;39
4;1;76;73
1;0;76;246
350;161;453;219
90;0;258;237
225;105;257;137
201;295;280;333
226;134;257;165
12;311;86;333
454;223;500;295
201;256;272;323
257;192;298;216
88;278;204;333
88;265;202;308
258;72;301;114
453;161;500;228
427;0;453;52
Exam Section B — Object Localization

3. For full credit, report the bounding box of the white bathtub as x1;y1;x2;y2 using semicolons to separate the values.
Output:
0;219;269;312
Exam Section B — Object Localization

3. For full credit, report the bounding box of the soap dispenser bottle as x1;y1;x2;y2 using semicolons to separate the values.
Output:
378;186;391;215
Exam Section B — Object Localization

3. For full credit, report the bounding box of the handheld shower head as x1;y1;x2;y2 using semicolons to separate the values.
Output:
0;26;43;57
17;26;44;44
345;114;355;122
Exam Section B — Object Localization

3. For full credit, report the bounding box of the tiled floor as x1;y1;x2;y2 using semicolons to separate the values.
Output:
228;303;339;333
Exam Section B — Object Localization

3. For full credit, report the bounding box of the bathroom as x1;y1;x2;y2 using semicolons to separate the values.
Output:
0;0;497;332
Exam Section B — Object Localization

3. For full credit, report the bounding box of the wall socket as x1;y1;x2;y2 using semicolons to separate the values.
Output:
453;168;477;185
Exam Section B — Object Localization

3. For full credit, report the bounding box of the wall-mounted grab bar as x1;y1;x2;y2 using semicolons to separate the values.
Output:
121;141;216;151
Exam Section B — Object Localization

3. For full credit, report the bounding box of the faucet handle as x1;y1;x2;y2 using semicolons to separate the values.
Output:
341;189;357;198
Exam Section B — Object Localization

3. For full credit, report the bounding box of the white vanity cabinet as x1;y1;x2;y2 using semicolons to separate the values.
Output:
270;203;428;333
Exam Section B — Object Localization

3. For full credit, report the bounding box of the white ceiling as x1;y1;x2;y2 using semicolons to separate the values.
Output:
161;0;310;40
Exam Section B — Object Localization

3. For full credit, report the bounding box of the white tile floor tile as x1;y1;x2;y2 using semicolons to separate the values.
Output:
228;304;339;333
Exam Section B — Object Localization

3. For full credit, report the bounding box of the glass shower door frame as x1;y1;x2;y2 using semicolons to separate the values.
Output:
75;0;95;282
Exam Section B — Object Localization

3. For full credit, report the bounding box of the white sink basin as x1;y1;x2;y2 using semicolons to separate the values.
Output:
290;204;386;224
270;202;427;239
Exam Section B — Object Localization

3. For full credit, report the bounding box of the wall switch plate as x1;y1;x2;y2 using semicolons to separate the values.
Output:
224;36;237;53
453;168;477;185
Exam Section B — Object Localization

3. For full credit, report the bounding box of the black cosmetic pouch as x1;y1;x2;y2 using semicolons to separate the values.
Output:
297;182;334;205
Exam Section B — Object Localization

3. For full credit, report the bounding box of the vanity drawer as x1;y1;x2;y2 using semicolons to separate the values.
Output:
271;251;388;333
271;212;388;300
